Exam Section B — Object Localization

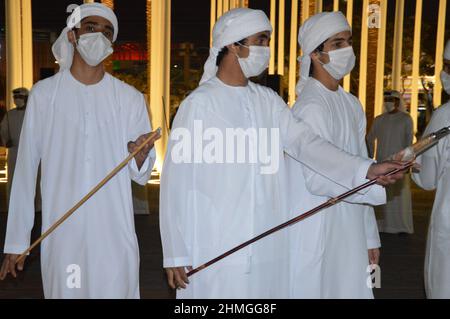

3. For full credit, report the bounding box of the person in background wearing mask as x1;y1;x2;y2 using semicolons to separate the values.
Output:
0;3;160;299
160;8;406;299
367;90;414;235
0;88;30;203
286;11;391;298
412;40;450;299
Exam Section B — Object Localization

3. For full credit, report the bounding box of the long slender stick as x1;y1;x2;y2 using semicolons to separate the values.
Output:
187;162;414;277
15;128;161;264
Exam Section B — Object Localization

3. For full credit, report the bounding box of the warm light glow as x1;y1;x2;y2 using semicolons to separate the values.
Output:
148;0;171;172
269;0;276;75
210;0;216;46
374;0;388;118
6;0;33;110
358;0;369;111
392;0;404;91
411;0;423;135
434;0;447;107
277;0;285;76
343;0;353;92
333;0;339;11
288;0;298;106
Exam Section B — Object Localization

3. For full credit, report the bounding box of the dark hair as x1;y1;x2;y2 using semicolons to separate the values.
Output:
309;42;325;77
216;38;248;67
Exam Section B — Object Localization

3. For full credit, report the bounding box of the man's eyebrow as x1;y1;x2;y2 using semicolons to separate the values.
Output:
259;33;269;39
82;20;114;32
330;37;351;43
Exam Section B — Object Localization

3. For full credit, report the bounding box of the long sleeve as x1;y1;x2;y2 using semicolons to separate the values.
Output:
126;92;156;185
412;107;450;190
364;206;381;249
283;99;384;205
159;96;199;268
3;90;42;254
405;114;414;148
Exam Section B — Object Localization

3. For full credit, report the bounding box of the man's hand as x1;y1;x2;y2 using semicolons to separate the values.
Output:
0;254;26;280
128;129;161;170
165;266;192;290
368;248;380;265
367;161;409;186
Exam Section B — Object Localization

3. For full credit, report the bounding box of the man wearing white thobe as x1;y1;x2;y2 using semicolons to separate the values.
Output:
367;90;414;234
287;12;388;298
0;3;160;299
412;40;450;299
160;8;405;299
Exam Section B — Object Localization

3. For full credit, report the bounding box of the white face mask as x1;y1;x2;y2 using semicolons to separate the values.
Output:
14;98;26;109
440;70;450;94
75;32;114;67
384;101;396;112
321;46;356;80
236;44;270;78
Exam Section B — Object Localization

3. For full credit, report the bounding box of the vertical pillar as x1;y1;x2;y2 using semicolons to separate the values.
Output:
374;0;388;118
288;0;299;106
434;0;447;107
391;0;404;91
5;0;33;110
343;0;353;92
148;0;171;172
269;0;276;74
333;0;339;11
411;0;423;135
278;0;285;75
358;0;369;110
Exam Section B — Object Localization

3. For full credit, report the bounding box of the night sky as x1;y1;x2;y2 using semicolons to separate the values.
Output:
0;0;448;47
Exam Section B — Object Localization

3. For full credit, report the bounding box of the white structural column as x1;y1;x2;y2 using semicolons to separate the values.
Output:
278;0;285;75
288;0;299;106
411;0;423;135
5;0;33;110
392;0;404;91
374;0;388;118
434;0;447;107
343;0;353;92
148;0;171;172
358;0;369;110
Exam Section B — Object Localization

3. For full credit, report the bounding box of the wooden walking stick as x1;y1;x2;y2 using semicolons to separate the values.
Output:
15;128;162;264
187;125;450;277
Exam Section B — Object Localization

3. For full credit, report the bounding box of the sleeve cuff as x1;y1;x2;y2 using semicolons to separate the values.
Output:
367;238;381;250
3;244;29;255
163;257;193;268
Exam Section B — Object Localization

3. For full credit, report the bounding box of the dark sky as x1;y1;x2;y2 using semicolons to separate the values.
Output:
0;0;448;47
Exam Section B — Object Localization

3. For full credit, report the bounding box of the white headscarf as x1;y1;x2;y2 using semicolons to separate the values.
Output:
200;8;272;85
444;40;450;60
296;11;351;95
52;3;119;71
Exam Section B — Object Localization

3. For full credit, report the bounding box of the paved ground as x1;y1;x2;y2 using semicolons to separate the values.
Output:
0;170;436;299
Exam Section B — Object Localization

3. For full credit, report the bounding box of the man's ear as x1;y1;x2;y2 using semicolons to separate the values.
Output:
227;43;239;55
67;30;76;45
310;51;321;62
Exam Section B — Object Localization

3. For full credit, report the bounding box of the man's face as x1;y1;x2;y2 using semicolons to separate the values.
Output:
69;15;114;44
384;96;399;110
318;30;352;64
233;31;271;59
13;94;28;109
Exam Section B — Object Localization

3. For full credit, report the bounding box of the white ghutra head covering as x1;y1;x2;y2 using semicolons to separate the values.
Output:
52;2;119;71
200;8;273;85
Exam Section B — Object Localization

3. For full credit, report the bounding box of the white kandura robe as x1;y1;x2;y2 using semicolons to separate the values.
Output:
160;76;377;299
287;78;385;299
412;102;450;299
3;69;156;299
367;111;414;234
